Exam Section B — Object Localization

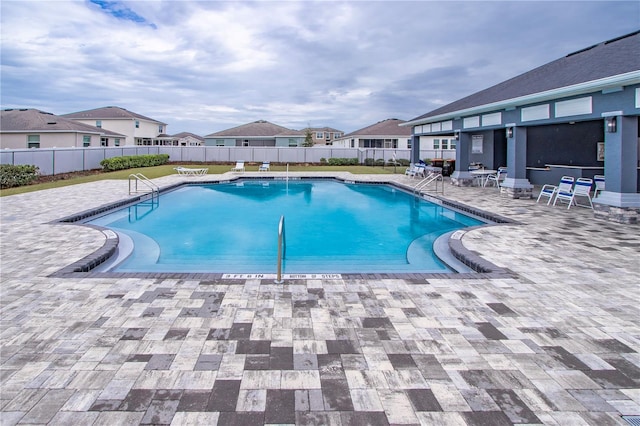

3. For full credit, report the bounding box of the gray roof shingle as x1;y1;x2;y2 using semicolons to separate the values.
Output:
205;120;304;138
302;126;343;133
343;119;411;137
62;106;167;125
1;109;125;136
171;132;204;141
409;30;640;122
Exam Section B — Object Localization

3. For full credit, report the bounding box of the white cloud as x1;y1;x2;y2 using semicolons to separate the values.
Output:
1;0;638;135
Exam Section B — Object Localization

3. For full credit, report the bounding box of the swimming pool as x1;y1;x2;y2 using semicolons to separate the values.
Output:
88;179;484;274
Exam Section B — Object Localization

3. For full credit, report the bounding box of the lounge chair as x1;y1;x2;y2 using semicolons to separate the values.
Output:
593;175;605;197
230;162;245;173
553;177;594;209
405;164;425;178
536;175;574;205
174;166;208;176
258;162;270;172
485;167;507;188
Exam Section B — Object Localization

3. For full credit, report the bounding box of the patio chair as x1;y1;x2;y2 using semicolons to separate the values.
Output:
553;177;594;209
174;166;208;176
485;167;507;188
593;174;605;197
258;162;270;172
405;164;424;178
536;175;574;205
230;162;245;173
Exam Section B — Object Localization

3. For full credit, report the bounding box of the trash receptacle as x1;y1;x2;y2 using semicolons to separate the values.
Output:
442;160;455;176
431;159;444;169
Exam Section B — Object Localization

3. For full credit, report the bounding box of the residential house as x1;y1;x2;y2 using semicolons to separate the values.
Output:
171;132;204;146
0;108;125;149
204;120;305;147
416;134;456;158
402;30;640;223
332;119;412;149
300;127;344;145
62;106;168;146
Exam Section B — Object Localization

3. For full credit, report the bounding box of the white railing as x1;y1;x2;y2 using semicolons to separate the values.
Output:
414;172;444;195
128;173;160;201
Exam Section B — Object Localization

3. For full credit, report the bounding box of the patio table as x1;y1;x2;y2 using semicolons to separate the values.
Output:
470;169;497;187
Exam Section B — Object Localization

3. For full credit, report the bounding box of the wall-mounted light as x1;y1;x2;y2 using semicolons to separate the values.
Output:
506;127;514;138
454;131;460;141
606;116;617;133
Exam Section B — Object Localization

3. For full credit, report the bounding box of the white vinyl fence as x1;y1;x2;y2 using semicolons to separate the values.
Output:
0;146;454;175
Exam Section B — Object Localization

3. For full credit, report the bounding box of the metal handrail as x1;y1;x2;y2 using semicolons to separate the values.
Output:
129;173;159;194
275;215;286;283
128;173;160;204
413;172;444;195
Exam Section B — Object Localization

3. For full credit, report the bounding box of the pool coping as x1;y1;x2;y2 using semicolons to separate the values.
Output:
50;175;519;280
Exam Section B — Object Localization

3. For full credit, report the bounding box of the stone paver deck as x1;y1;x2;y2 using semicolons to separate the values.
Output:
1;172;638;425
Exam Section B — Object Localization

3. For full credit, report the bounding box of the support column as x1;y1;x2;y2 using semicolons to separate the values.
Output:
500;125;533;199
593;115;640;224
410;135;420;164
450;132;474;186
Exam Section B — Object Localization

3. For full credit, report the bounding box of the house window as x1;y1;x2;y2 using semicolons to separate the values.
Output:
441;139;449;150
135;120;140;128
450;138;456;150
101;138;108;146
95;120;102;128
433;139;440;149
289;139;297;147
333;132;341;139
243;140;249;147
158;125;163;133
316;132;323;139
407;138;412;149
216;139;225;146
83;135;91;147
114;138;121;146
27;135;40;148
351;139;355;148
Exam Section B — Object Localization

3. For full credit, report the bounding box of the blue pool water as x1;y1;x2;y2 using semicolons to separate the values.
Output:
89;180;483;273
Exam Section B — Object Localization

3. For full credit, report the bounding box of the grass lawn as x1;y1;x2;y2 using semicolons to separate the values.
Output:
0;163;403;197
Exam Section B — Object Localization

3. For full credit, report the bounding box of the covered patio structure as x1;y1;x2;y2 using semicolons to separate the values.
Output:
402;31;640;224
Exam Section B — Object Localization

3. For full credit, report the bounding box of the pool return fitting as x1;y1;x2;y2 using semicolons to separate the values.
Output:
275;215;286;283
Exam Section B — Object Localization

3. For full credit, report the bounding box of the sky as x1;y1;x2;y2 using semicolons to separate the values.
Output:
1;1;638;136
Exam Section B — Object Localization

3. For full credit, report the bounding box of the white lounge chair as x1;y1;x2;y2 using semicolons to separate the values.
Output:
485;167;507;188
554;177;594;209
230;162;245;173
405;164;425;178
536;175;574;205
593;174;605;197
174;166;208;176
258;162;270;171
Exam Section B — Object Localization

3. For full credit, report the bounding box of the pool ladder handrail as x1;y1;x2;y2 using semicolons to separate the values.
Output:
275;215;286;284
128;173;160;203
413;171;444;195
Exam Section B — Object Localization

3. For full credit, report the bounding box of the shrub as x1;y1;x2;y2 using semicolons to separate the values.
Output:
396;158;410;166
0;164;40;189
375;159;385;166
364;158;375;166
100;154;170;171
327;157;358;166
319;158;327;165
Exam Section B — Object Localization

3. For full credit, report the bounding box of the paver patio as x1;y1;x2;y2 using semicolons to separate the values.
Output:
1;172;638;425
